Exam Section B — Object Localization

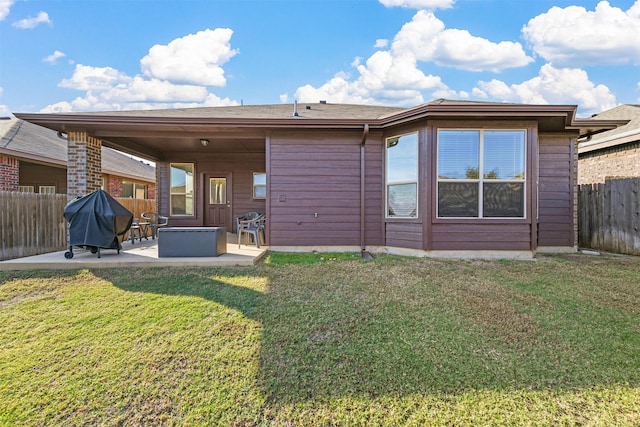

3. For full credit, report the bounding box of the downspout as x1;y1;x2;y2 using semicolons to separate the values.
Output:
361;124;373;259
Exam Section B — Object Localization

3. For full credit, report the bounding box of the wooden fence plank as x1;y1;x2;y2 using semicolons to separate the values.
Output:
578;178;640;255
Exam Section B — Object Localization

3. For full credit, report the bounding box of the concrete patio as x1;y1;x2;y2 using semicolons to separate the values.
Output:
0;234;267;271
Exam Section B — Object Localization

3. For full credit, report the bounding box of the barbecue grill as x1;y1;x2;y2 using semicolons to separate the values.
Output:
63;189;133;259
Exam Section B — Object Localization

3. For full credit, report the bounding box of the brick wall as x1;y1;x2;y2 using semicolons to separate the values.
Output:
0;155;19;191
147;183;156;199
105;175;123;196
579;141;640;184
67;131;102;199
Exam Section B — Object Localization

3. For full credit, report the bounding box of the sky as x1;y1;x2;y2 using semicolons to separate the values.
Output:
0;0;639;119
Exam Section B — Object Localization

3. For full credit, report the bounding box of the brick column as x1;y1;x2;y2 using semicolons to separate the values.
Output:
67;132;102;199
0;155;19;191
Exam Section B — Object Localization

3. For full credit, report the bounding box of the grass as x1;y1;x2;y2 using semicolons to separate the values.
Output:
1;252;639;425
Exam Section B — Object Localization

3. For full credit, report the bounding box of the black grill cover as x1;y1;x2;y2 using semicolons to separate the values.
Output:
64;189;133;250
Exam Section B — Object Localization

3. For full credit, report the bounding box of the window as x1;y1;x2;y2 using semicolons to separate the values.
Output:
253;173;266;199
209;178;227;204
18;186;34;193
437;129;525;218
170;163;194;215
39;185;56;194
122;182;148;199
386;133;418;218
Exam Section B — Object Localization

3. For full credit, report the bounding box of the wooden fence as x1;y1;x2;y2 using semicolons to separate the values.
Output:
113;198;156;222
0;192;68;261
578;178;640;255
0;192;157;261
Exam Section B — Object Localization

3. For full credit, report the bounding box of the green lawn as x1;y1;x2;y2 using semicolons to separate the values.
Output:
1;252;639;426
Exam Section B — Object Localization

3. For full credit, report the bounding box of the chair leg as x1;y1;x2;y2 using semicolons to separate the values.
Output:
130;227;139;244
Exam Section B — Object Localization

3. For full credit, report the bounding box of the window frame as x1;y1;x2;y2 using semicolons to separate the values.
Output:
436;128;527;220
385;132;419;219
169;162;195;216
38;185;56;194
122;181;148;199
252;172;266;200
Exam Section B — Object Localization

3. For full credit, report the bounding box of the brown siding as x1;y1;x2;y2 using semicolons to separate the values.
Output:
157;152;266;229
364;135;384;246
538;134;574;247
386;222;423;249
19;161;67;193
268;131;363;246
431;223;531;250
157;162;169;216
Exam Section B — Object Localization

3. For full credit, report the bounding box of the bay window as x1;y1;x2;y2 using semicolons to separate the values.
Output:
437;129;525;218
386;133;418;218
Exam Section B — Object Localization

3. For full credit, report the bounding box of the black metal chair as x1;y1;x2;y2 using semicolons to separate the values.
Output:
141;212;168;239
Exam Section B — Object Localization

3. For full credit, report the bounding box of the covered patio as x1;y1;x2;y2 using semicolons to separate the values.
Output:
0;234;267;271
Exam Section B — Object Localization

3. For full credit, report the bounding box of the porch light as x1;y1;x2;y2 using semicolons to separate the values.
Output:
200;139;209;146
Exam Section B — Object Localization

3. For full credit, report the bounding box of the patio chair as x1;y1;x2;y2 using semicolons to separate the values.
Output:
141;212;169;239
129;218;146;244
236;211;260;233
238;213;266;248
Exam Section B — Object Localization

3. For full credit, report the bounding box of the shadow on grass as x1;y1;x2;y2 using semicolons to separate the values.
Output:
92;259;640;404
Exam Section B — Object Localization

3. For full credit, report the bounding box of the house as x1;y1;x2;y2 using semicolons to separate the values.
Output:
0;116;156;197
578;104;640;184
14;100;623;258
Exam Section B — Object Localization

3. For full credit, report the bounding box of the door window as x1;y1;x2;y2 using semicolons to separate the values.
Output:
209;178;227;204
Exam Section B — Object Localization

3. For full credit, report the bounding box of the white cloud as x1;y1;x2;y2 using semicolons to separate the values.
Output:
295;43;450;106
474;64;617;116
379;0;455;10
43;50;65;65
374;39;388;48
40;91;238;113
99;77;208;104
294;10;531;106
523;1;640;66
393;11;533;72
140;28;238;86
0;0;14;20
59;64;132;91
12;11;50;29
0;85;8;116
279;93;289;103
43;28;241;112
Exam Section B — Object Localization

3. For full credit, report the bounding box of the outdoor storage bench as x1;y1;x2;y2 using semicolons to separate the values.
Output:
158;227;227;257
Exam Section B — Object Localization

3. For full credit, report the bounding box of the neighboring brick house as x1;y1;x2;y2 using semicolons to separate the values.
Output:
578;104;639;184
0;116;155;197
